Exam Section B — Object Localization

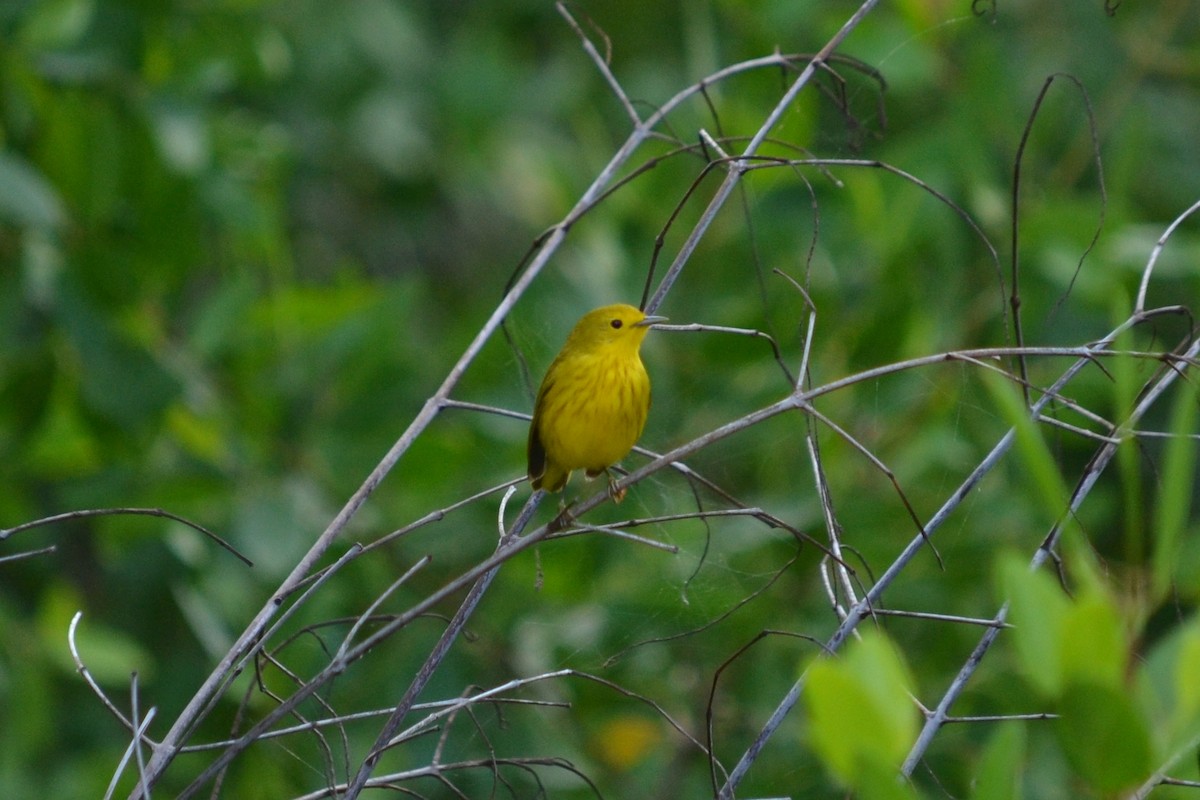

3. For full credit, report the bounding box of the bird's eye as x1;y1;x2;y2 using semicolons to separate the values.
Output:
610;319;623;329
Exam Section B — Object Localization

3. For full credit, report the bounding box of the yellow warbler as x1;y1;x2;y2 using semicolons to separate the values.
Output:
527;304;665;493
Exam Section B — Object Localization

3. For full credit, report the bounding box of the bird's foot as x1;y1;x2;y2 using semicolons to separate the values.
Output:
606;474;627;504
549;503;574;533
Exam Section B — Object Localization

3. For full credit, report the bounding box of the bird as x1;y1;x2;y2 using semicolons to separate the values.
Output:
527;303;665;497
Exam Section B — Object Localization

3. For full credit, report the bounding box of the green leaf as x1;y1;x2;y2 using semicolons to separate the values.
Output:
1173;622;1200;737
1058;591;1126;689
856;760;923;800
1056;523;1108;598
805;630;918;788
807;665;871;783
1056;680;1154;794
1153;379;1199;599
971;723;1026;800
998;553;1069;697
1108;300;1145;565
982;371;1071;524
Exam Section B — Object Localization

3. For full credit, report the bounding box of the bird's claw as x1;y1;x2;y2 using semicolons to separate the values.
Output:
606;476;627;504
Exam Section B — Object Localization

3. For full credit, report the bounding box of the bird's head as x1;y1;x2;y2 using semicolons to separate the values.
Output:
567;304;666;352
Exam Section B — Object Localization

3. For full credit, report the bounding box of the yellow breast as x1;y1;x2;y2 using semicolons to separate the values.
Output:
536;348;651;475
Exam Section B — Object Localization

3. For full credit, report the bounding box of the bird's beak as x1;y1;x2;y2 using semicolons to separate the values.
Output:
636;315;668;328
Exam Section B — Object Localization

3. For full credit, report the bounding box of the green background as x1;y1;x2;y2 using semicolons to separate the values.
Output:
1;0;1199;797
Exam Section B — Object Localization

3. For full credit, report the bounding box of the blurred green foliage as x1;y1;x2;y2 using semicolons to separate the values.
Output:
805;630;919;794
1;0;1199;797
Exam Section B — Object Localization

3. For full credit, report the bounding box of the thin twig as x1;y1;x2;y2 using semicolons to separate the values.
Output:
0;545;57;564
717;312;1152;797
341;489;540;798
0;507;250;566
70;612;142;736
902;332;1200;774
